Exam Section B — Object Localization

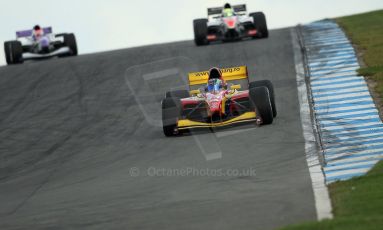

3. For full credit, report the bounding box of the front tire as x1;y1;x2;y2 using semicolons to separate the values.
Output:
162;97;182;136
249;80;276;117
250;12;268;38
249;86;273;125
193;19;209;46
63;33;78;56
4;41;23;65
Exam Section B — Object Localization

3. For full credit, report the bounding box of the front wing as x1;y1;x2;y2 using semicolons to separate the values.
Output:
177;111;257;130
22;47;71;60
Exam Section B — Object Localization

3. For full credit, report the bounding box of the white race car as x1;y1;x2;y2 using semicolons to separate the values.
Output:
193;4;268;46
4;26;77;65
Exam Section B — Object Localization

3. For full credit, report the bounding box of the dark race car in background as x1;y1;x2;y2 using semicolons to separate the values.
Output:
3;27;77;65
193;4;268;46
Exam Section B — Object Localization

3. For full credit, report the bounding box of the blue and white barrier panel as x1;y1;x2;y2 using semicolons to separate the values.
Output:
301;20;383;183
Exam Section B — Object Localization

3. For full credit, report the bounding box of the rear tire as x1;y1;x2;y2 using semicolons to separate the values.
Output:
63;33;78;56
249;86;273;125
4;41;23;65
165;90;190;99
249;80;276;117
193;19;209;46
162;97;182;136
250;12;268;38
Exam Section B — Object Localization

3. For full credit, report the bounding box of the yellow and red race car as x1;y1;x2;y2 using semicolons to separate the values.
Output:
161;66;276;136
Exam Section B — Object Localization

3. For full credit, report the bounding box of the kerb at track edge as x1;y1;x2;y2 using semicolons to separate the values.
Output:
291;27;333;220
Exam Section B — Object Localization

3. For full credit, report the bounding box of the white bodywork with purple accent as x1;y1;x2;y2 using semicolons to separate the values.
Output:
9;26;76;62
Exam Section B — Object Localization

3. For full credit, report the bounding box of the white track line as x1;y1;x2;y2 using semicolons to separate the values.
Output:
311;71;357;80
320;122;382;131
315;103;375;113
311;76;362;85
326;155;383;166
324;168;370;178
324;160;378;171
292;28;333;220
324;136;383;148
314;97;373;107
325;148;383;161
311;81;366;90
314;91;371;101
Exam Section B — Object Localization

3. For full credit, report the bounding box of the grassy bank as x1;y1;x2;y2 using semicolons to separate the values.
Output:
280;9;383;230
279;161;383;230
337;10;383;105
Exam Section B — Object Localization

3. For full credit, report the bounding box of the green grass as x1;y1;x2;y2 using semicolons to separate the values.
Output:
280;9;383;230
357;66;383;77
279;161;383;230
337;10;383;98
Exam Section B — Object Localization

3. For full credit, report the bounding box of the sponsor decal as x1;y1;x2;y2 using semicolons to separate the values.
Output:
193;67;242;77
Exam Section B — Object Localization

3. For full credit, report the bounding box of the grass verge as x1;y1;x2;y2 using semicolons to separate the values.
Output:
279;161;383;230
337;10;383;107
279;9;383;230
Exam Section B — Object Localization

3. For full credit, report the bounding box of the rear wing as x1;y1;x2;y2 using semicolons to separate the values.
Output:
16;27;53;38
188;66;249;91
233;4;247;15
208;7;223;16
207;4;247;16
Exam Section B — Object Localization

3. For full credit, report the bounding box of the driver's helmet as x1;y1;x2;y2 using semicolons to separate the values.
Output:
32;25;43;40
207;67;225;91
206;67;225;92
207;78;223;92
223;3;234;17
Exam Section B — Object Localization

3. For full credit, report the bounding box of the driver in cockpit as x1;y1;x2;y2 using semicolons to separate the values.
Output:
206;67;227;93
222;3;235;17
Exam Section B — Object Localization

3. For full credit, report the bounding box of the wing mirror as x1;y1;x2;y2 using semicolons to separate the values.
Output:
189;89;201;96
230;84;241;90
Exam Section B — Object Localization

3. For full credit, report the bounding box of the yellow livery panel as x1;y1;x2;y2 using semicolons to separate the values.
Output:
188;66;248;86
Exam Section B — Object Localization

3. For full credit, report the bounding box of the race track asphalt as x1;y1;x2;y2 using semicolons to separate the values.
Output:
0;28;316;230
